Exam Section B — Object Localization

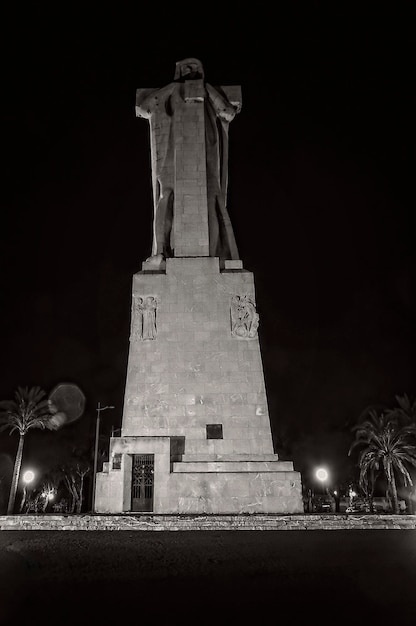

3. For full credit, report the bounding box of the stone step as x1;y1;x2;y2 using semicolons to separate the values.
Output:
172;460;294;472
181;454;280;462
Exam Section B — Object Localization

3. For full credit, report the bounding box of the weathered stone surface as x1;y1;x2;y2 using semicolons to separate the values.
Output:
121;258;273;455
1;514;416;532
95;256;304;514
172;461;293;472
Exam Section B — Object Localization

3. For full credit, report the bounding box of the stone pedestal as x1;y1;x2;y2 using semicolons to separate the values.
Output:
95;257;303;514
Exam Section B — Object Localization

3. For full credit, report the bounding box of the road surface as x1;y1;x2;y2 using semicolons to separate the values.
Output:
1;530;415;625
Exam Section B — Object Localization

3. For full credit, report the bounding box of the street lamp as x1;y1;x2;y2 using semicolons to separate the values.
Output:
20;469;35;513
23;470;35;484
315;467;329;495
91;402;115;512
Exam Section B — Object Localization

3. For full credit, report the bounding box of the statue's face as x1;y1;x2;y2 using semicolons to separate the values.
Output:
174;58;204;81
180;62;203;80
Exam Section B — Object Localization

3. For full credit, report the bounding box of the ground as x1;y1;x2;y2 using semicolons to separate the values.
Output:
1;530;415;625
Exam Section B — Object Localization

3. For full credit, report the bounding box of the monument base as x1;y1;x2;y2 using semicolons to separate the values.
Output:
95;436;303;514
95;256;303;515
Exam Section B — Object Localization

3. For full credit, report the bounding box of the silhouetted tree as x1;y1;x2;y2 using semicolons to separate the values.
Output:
61;460;91;513
0;386;57;514
349;410;416;513
39;471;61;512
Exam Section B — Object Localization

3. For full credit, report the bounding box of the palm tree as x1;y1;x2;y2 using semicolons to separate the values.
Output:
0;386;57;514
387;394;416;427
349;410;416;513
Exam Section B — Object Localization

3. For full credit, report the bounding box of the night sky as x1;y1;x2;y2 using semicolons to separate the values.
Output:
1;6;414;491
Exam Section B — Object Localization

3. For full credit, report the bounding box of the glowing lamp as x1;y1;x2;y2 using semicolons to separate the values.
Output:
23;470;35;484
315;468;329;482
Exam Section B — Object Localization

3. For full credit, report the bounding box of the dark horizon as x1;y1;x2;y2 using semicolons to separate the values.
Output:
1;6;414;492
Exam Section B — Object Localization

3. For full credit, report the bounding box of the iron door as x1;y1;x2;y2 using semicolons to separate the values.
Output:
131;454;154;512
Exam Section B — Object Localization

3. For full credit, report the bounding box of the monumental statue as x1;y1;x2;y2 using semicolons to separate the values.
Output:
94;59;303;516
136;58;241;263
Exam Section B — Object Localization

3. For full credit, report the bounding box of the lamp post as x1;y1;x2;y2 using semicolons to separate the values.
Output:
91;402;115;512
20;469;35;513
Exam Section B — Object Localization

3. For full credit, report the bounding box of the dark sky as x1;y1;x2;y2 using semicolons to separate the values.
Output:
1;6;414;487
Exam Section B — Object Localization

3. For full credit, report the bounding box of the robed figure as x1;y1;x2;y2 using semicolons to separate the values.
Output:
136;58;241;262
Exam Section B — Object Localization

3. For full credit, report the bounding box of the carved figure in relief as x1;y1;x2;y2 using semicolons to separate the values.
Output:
131;297;144;340
231;295;259;339
142;296;157;340
131;296;157;340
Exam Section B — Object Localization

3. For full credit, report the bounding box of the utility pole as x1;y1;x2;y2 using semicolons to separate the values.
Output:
91;402;114;512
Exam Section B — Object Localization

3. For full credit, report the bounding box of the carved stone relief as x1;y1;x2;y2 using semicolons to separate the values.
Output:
131;296;157;340
230;295;259;339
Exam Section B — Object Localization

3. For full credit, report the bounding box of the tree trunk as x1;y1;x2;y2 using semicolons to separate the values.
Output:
368;494;374;514
19;486;27;513
389;470;399;514
7;434;25;515
74;483;81;514
63;474;77;513
77;477;84;514
368;470;376;513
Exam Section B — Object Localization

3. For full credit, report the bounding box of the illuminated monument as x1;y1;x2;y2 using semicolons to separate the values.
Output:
95;59;303;514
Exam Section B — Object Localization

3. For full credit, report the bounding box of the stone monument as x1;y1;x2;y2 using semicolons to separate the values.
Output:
95;58;303;514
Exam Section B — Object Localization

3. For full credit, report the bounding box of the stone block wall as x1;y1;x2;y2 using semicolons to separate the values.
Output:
96;434;303;514
122;257;274;457
173;102;210;256
170;470;303;514
94;255;305;515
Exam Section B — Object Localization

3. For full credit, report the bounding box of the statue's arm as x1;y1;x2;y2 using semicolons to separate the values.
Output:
136;89;157;119
205;83;240;122
136;84;176;119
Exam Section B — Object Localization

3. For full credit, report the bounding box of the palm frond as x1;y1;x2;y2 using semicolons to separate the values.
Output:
395;393;416;413
393;458;414;487
0;386;53;435
387;394;416;426
394;451;416;467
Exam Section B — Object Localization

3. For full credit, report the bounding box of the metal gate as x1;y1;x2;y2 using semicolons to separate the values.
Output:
131;454;154;512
